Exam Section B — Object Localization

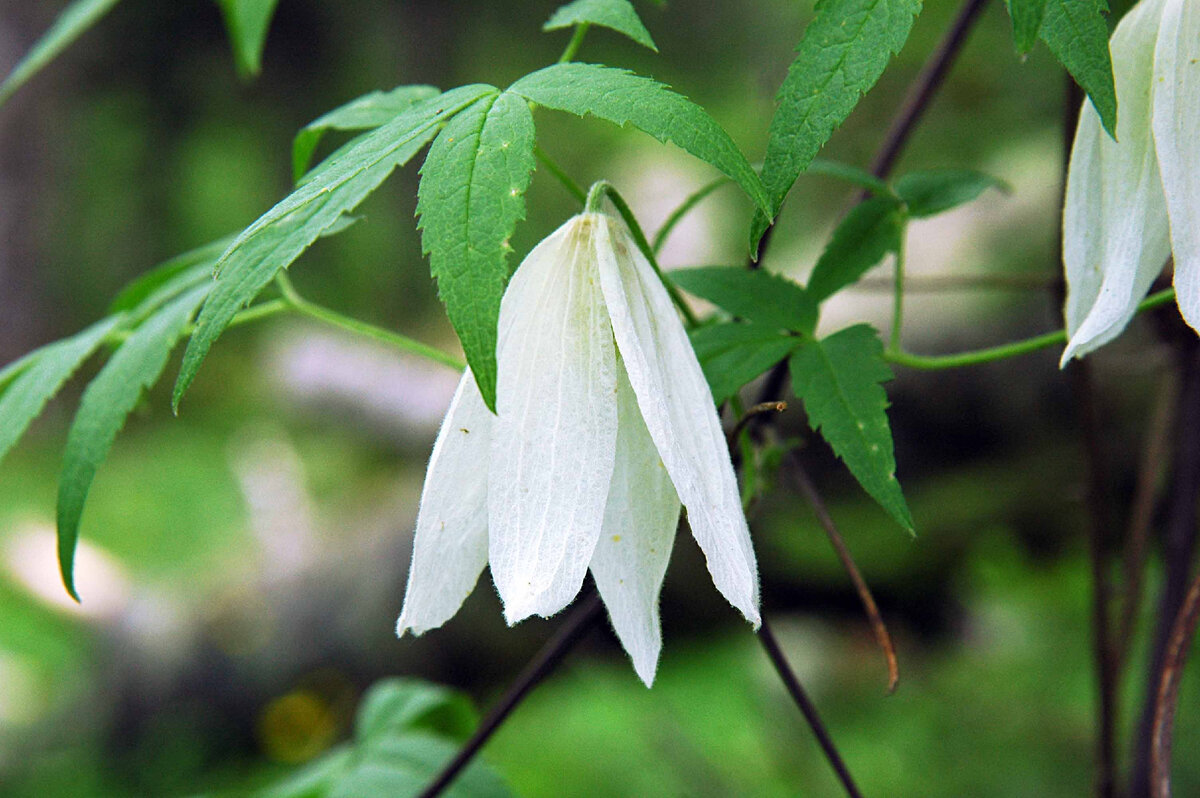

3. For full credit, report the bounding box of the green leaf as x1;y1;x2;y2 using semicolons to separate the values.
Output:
216;0;281;77
789;325;912;531
108;238;230;315
751;0;920;253
173;84;494;410
544;0;658;52
57;285;209;600
293;85;442;182
355;679;476;745
1008;0;1048;54
1040;0;1116;138
671;267;816;332
0;315;123;468
0;0;121;107
508;63;769;214
895;168;1007;218
260;748;354;798
690;322;799;404
807;158;895;196
417;90;536;412
806;197;904;302
331;734;510;798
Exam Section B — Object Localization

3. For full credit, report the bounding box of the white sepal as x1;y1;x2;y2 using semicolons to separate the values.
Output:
489;216;619;624
593;215;761;626
590;365;682;687
1152;0;1200;331
397;370;493;637
1061;0;1172;363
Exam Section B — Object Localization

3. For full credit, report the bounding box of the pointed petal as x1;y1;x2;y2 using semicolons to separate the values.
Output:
1152;0;1200;330
397;370;493;637
489;216;619;624
593;215;760;626
1061;0;1172;363
591;365;681;686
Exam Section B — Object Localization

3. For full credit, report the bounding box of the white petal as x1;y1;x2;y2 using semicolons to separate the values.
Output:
1061;0;1172;363
489;216;619;624
1152;0;1200;330
397;370;493;637
590;365;681;686
592;214;760;626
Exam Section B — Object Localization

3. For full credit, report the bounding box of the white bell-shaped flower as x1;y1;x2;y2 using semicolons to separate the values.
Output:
1061;0;1200;362
396;212;760;685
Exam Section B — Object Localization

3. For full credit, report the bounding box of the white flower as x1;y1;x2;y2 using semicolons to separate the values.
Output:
1061;0;1200;362
396;212;760;685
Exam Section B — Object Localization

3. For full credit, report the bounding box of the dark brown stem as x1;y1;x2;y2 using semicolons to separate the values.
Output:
419;593;605;798
757;618;864;798
1150;572;1200;798
868;0;991;179
1131;341;1200;798
788;453;900;693
1068;360;1119;798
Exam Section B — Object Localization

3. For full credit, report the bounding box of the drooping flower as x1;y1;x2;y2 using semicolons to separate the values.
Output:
396;212;760;685
1060;0;1200;362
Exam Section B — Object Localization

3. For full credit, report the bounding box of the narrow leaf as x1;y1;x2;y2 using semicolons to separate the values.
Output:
58;285;209;599
544;0;658;52
0;0;121;107
216;0;281;77
108;237;231;315
751;0;920;252
789;325;912;531
1008;0;1048;54
509;63;769;214
806;197;904;302
895;168;1008;218
690;322;798;404
293;85;441;181
672;267;817;332
0;315;123;468
1040;0;1117;137
807;158;895;196
417;90;536;411
173;84;494;409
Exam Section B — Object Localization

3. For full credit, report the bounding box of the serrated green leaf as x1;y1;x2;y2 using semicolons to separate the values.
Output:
57;285;209;600
1040;0;1116;137
173;84;494;410
0;315;123;468
331;734;510;798
672;267;816;332
806;197;904;302
259;748;354;798
544;0;658;52
108;238;231;315
789;325;912;531
690;322;799;404
355;679;476;745
293;85;442;182
417;90;535;411
216;0;280;77
751;0;920;254
1008;0;1048;54
895;168;1007;217
0;0;121;107
508;63;769;214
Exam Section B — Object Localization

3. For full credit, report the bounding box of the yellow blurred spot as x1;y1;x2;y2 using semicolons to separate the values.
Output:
258;690;338;763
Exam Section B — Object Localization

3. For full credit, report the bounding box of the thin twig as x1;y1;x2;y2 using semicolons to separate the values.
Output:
1117;372;1177;674
1150;572;1200;798
418;594;606;798
788;454;900;694
757;619;864;798
730;401;788;443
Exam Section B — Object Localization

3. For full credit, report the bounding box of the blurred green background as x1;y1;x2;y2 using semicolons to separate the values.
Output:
0;0;1195;795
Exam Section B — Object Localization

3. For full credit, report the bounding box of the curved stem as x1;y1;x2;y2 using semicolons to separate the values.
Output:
557;23;591;63
652;177;731;255
274;272;464;370
888;231;907;355
534;145;587;204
